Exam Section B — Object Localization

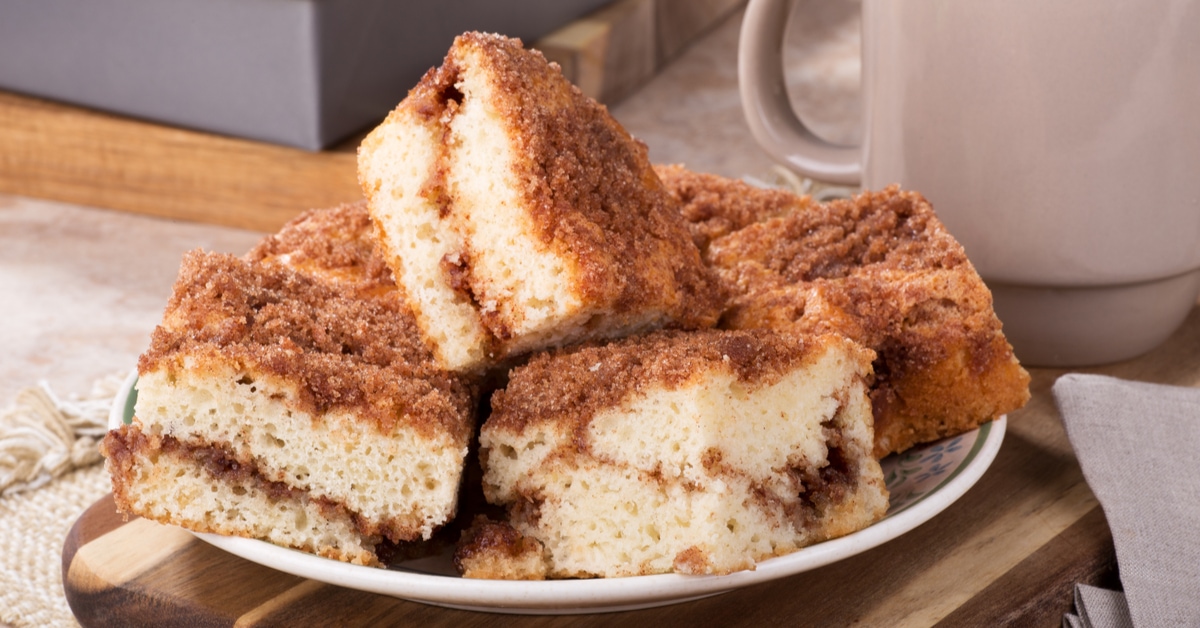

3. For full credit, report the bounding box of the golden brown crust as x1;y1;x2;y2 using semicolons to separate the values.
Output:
705;183;1030;457
655;163;816;253
486;327;848;437
868;331;1028;457
139;251;476;443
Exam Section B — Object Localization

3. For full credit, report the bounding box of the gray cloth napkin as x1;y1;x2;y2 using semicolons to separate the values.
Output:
1064;584;1135;628
1053;374;1200;628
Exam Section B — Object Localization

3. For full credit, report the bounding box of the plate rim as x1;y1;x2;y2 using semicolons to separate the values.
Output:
108;369;1006;614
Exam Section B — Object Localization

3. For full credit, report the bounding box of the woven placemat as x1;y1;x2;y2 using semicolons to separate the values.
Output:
0;465;109;628
0;377;119;628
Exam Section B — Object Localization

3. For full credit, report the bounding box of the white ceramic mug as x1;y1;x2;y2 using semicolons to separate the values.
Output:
739;0;1200;366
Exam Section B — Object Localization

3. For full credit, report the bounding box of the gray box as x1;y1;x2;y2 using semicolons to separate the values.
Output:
0;0;609;149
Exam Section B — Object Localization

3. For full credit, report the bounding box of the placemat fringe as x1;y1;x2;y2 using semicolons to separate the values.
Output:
1;375;123;496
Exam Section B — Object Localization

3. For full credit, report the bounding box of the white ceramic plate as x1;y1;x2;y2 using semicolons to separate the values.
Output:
109;369;1005;614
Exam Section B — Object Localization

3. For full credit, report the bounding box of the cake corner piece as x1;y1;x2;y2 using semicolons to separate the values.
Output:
103;248;478;567
472;328;888;579
358;32;724;373
691;178;1030;458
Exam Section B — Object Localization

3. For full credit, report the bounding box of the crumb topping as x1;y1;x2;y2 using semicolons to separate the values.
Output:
708;185;967;283
246;201;396;296
655;163;815;253
704;182;1029;456
138;251;476;441
710;186;988;355
487;328;835;435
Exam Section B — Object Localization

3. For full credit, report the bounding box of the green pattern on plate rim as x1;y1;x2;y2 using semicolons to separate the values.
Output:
880;420;991;518
122;378;137;425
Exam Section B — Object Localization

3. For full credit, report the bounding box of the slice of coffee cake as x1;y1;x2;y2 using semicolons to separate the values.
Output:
103;251;477;566
472;328;888;578
704;183;1030;457
358;32;722;373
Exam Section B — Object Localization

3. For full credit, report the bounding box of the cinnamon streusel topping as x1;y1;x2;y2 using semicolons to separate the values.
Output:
139;251;474;441
487;328;841;437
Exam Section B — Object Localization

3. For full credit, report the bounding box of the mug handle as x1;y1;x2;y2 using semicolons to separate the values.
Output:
738;0;862;185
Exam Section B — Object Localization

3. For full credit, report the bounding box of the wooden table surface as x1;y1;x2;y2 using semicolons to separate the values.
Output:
59;306;1200;626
